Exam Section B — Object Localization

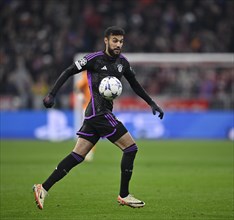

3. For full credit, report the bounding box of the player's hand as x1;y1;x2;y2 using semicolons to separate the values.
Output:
43;93;55;108
150;102;164;119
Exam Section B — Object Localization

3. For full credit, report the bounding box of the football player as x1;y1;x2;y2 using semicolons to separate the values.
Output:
33;26;164;209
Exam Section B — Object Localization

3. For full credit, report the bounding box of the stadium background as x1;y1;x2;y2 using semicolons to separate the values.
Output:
1;0;233;139
0;0;233;220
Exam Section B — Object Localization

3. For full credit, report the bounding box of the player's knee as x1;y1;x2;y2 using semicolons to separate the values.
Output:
121;144;138;173
122;144;138;154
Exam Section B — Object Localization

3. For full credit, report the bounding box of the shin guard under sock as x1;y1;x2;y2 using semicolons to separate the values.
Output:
42;152;84;191
119;144;138;198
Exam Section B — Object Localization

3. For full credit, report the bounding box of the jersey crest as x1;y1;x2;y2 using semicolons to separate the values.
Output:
117;64;123;73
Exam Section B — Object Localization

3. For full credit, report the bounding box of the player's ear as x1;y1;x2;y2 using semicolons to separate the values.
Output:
104;37;108;45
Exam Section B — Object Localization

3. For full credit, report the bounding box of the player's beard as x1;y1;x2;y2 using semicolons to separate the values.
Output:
107;45;121;58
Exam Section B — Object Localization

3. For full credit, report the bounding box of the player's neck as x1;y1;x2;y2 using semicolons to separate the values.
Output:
105;49;112;57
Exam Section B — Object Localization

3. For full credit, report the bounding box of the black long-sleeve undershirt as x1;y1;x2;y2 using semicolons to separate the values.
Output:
50;63;78;96
124;73;153;106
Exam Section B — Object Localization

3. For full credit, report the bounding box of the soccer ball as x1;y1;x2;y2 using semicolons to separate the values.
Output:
99;76;122;100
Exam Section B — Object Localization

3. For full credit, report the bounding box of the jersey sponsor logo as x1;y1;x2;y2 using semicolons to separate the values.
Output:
101;66;107;70
117;64;123;72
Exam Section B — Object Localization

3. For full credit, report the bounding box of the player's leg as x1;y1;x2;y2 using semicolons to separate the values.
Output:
114;132;137;196
42;137;93;191
112;132;145;208
33;137;95;210
85;146;96;162
33;119;100;209
92;114;145;208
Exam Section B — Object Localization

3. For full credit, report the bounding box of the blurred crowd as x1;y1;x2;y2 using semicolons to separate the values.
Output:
0;0;233;110
128;65;233;110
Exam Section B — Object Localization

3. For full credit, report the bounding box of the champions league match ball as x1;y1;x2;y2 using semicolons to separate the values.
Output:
99;76;122;100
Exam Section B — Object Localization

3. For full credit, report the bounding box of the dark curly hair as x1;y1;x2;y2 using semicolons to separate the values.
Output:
104;26;125;38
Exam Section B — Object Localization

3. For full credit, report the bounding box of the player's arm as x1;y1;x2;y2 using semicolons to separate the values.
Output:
51;64;78;96
43;57;92;108
43;57;89;108
43;63;78;108
124;65;164;119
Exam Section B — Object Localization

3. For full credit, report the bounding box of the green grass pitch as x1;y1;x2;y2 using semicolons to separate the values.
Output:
0;139;233;220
